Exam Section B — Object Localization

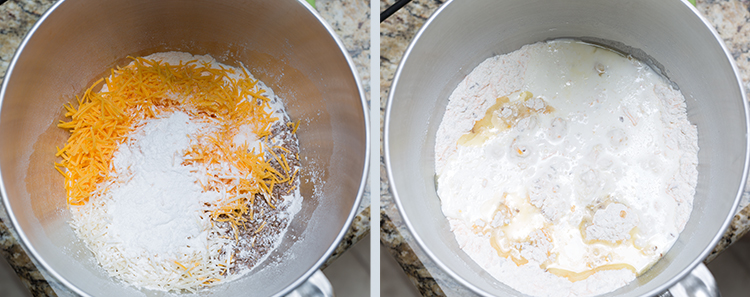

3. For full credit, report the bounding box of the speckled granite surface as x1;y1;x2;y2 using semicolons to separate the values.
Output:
380;0;750;296
0;0;370;295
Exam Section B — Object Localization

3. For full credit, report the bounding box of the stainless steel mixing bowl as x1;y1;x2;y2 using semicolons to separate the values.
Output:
385;0;749;296
0;0;369;296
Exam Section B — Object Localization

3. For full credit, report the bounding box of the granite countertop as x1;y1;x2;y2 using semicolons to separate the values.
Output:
380;0;750;296
0;0;370;296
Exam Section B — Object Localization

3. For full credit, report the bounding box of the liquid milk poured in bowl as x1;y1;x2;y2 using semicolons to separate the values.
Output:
434;40;698;297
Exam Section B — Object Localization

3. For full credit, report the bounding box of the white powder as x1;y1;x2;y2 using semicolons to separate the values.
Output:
107;111;219;259
449;219;636;297
68;52;303;292
435;40;698;296
435;50;529;172
69;112;231;291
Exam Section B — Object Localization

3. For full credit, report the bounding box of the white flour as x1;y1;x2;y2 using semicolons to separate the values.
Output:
435;40;698;296
67;52;303;292
69;112;233;291
108;111;220;260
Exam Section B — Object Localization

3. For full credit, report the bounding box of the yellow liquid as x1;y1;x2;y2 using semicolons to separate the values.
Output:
457;91;554;146
546;264;638;282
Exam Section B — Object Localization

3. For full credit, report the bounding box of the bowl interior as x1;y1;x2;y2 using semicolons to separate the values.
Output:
0;0;367;296
386;0;747;296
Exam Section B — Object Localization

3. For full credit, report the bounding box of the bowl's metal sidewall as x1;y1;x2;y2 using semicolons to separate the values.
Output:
275;0;371;296
383;0;750;296
0;0;84;295
384;2;493;295
664;0;750;294
0;0;371;296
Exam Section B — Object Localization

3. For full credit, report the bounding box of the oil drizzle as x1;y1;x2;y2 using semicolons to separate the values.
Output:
457;91;554;146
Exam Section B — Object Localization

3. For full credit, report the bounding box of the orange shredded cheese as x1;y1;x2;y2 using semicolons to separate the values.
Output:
254;221;267;234
56;56;298;237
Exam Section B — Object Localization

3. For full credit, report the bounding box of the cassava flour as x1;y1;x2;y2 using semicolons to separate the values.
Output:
61;52;302;292
435;40;698;296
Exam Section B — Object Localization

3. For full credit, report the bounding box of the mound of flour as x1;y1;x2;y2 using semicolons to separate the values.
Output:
435;40;698;297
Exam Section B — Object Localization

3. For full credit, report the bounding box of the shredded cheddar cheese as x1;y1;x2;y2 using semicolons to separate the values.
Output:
56;56;295;228
56;53;302;292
